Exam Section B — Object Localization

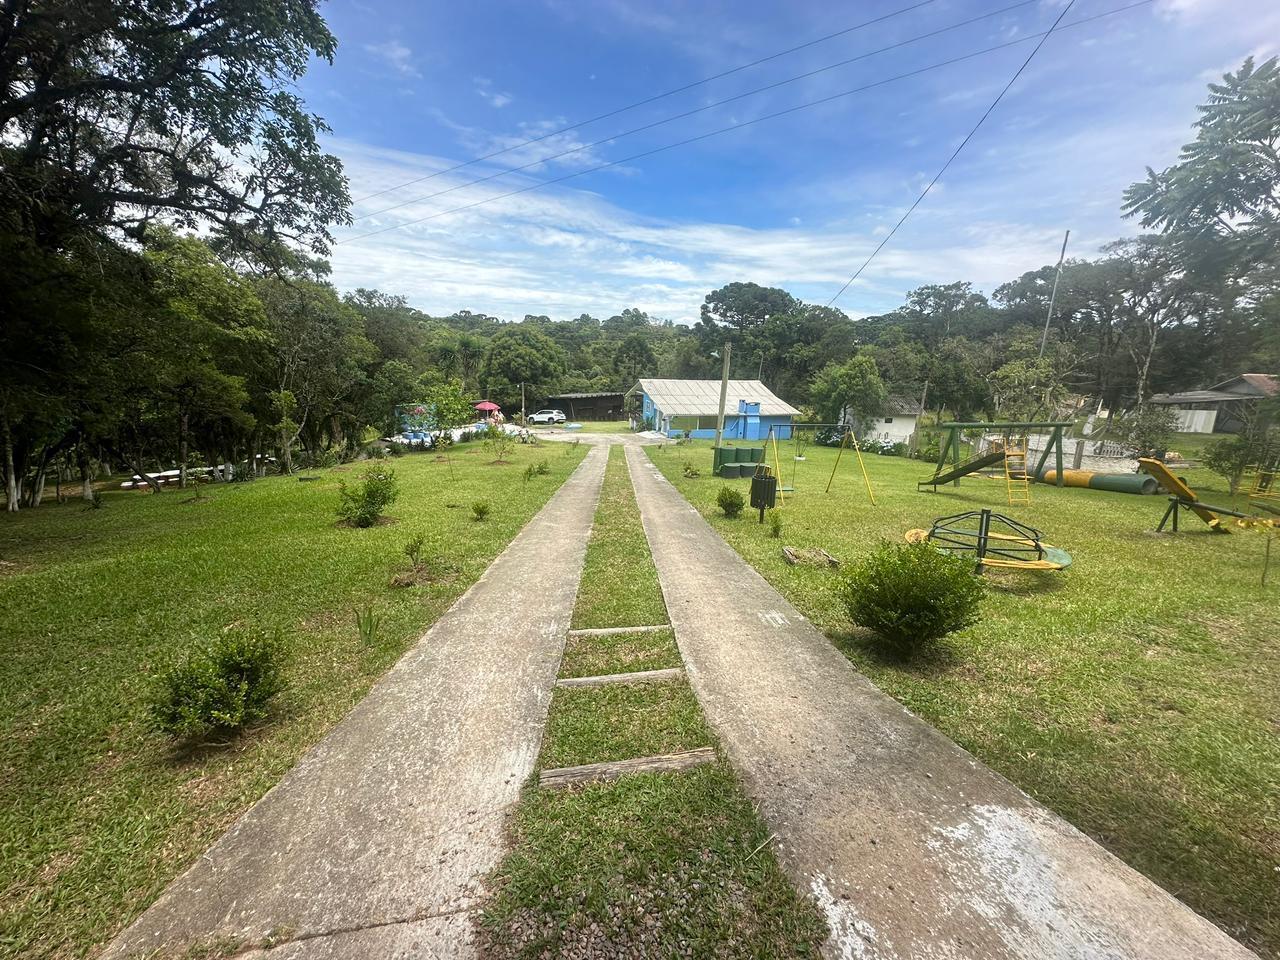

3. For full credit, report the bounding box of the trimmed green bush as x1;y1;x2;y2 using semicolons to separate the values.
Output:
337;465;399;527
836;541;983;654
716;485;744;518
149;631;284;738
472;499;491;521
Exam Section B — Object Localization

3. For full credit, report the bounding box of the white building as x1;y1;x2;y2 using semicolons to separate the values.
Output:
865;396;922;443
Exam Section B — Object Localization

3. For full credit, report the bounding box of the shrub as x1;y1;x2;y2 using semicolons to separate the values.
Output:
310;447;340;469
836;541;983;654
149;631;284;738
230;462;252;483
404;533;426;570
368;444;388;460
386;441;406;457
523;464;537;483
535;459;551;475
1202;435;1257;495
717;486;745;518
767;508;783;539
483;423;514;462
337;465;399;527
472;500;491;521
682;461;701;478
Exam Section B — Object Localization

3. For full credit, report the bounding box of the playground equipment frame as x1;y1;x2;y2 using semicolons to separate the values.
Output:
930;421;1073;488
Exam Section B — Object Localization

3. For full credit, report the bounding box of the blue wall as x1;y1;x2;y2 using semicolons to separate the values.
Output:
641;391;791;440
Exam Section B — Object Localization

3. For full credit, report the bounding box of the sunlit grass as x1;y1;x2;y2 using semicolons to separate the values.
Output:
649;438;1280;957
482;442;826;958
0;440;587;959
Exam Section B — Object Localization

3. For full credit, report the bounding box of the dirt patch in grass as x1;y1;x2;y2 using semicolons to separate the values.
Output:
334;515;399;529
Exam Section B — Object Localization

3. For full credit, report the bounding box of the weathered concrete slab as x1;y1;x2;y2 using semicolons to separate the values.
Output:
104;445;608;960
625;446;1256;960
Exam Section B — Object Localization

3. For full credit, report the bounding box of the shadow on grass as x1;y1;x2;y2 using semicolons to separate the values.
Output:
828;626;962;676
982;569;1069;596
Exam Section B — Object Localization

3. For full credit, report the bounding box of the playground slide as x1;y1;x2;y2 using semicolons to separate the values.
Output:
920;449;1007;487
1137;457;1227;530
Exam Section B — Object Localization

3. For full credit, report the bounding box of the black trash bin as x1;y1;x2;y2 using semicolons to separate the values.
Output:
750;469;777;522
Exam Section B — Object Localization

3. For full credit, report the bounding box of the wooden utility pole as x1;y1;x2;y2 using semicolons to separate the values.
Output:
713;342;732;451
520;382;526;422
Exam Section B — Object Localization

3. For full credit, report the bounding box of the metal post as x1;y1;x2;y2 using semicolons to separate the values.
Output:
1039;230;1070;359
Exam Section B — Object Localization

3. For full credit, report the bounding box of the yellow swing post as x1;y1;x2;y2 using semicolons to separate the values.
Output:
824;428;877;505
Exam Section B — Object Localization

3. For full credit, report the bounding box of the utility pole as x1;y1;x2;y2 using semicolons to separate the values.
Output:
713;342;732;452
1039;229;1070;359
520;382;526;423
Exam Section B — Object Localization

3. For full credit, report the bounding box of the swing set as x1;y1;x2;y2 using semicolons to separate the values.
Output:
761;423;876;506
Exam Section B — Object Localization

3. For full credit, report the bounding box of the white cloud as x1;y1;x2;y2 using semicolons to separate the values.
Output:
325;138;1115;323
474;77;514;109
364;39;420;78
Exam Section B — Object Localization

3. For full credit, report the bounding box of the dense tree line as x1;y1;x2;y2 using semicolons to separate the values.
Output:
3;1;1275;511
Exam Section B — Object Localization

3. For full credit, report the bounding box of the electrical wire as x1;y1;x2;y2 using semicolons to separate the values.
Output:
350;0;942;204
339;0;1150;247
353;0;1042;222
824;0;1078;306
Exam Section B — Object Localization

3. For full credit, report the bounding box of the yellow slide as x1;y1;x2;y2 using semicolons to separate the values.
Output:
1137;458;1228;532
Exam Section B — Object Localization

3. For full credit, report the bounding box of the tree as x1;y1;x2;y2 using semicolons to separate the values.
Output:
700;283;798;336
1124;57;1280;278
810;354;887;429
479;326;567;409
613;334;656;386
0;0;350;259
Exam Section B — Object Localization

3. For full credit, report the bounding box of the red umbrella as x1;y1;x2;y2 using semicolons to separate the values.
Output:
474;400;500;412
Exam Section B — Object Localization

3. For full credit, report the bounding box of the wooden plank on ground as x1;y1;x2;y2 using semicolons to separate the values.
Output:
566;624;670;637
538;747;716;790
555;667;683;689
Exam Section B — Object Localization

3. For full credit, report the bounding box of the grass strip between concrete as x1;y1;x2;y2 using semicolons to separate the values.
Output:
479;442;827;957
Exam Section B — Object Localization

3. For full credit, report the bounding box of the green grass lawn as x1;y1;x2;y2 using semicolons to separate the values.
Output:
481;445;827;957
0;439;587;960
649;439;1280;957
570;446;667;630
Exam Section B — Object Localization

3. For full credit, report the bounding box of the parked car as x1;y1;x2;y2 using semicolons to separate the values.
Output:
528;409;566;424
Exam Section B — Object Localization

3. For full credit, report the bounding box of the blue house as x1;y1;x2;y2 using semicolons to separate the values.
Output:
628;378;799;440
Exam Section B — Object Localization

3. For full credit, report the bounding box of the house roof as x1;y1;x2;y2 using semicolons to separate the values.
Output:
1209;373;1278;397
631;378;801;417
885;395;923;416
1153;374;1278;405
545;391;624;400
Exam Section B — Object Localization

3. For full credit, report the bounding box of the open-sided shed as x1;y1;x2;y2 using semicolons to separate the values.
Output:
628;378;799;440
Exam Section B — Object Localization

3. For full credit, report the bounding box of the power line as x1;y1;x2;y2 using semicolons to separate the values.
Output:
350;0;943;205
338;0;1150;247
825;0;1078;307
354;0;1042;223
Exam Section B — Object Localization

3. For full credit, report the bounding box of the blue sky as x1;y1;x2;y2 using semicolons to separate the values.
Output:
301;0;1278;322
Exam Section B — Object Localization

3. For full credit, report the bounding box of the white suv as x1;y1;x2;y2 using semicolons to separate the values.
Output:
528;409;566;425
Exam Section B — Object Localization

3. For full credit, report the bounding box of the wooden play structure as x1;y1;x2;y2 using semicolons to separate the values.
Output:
906;508;1072;573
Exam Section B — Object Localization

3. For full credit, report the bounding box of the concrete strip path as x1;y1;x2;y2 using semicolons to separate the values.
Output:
624;446;1255;960
105;444;609;960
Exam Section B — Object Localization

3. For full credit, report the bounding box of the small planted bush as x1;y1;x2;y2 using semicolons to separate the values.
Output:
836;541;983;655
717;485;745;518
767;508;783;539
472;499;491;521
337;465;399;528
149;631;285;738
535;459;551;476
682;461;701;478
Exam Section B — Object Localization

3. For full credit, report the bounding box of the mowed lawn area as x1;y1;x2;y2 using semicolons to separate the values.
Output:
0;440;587;959
650;440;1280;958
